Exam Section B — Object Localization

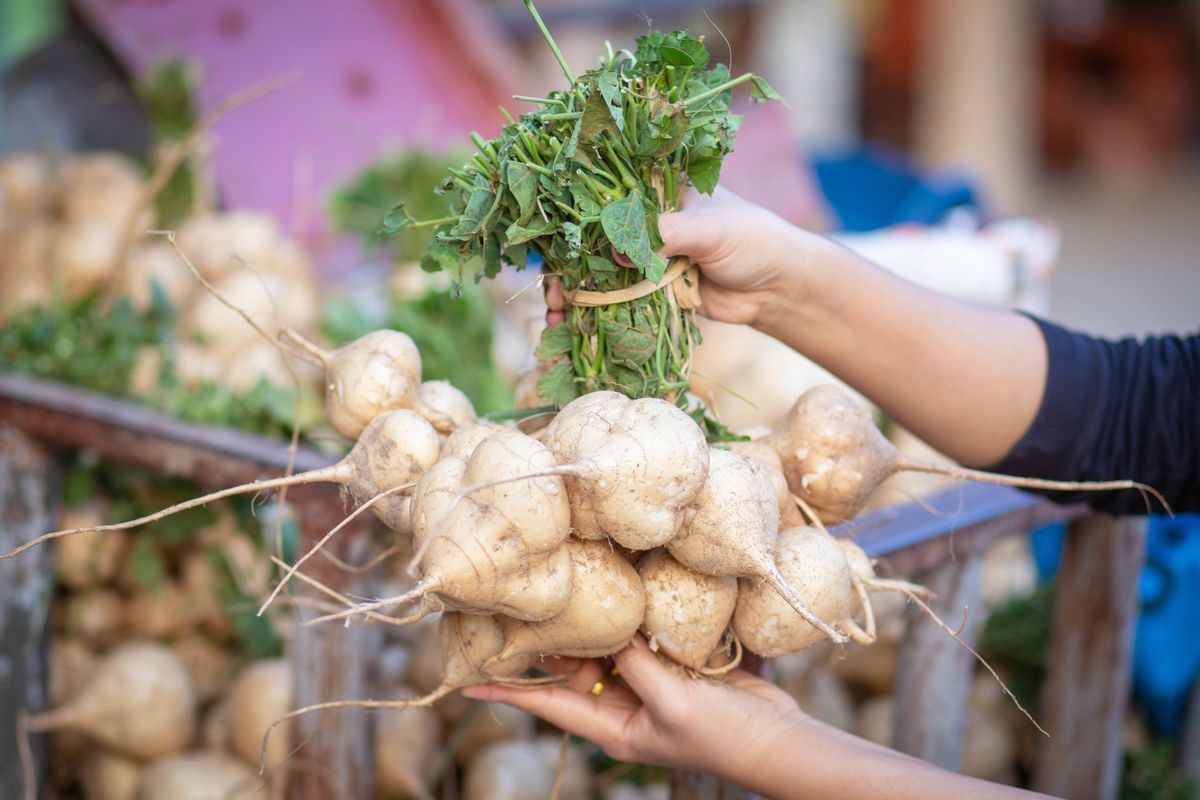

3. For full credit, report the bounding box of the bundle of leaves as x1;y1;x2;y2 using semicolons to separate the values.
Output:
389;1;780;437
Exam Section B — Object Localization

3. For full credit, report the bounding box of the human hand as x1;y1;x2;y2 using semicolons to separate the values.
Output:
462;636;803;782
544;187;829;330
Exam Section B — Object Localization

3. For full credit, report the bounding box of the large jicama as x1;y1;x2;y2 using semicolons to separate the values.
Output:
25;641;195;759
463;736;592;800
227;659;294;775
767;384;1164;523
638;548;737;672
333;428;573;623
374;686;444;800
488;538;645;663
732;527;870;657
541;392;709;550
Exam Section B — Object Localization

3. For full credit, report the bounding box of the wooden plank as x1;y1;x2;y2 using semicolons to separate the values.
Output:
892;550;985;767
1033;514;1145;800
0;426;59;799
0;372;380;798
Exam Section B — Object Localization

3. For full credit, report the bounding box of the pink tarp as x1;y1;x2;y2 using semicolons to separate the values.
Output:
77;0;824;246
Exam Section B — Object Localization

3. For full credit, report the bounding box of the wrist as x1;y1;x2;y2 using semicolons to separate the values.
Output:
753;229;849;343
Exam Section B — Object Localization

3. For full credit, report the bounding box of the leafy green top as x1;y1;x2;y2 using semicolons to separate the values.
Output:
389;11;780;439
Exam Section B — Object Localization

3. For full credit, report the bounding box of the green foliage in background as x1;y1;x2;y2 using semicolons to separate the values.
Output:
1121;740;1196;800
327;151;512;413
136;58;202;227
980;580;1054;710
321;286;512;414
0;287;319;439
329;151;465;261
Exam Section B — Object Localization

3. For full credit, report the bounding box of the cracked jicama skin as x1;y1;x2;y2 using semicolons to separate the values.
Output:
638;548;737;671
493;538;646;661
733;526;857;657
543;392;709;550
408;429;574;621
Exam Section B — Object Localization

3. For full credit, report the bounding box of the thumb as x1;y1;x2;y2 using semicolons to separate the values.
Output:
658;208;711;259
612;636;684;715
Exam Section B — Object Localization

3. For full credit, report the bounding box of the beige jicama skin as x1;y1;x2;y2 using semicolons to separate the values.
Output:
669;448;848;644
769;384;1162;524
53;502;126;589
733;527;860;657
396;429;573;621
137;751;262;800
80;749;142;800
375;686;444;800
492;538;646;662
304;328;423;440
638;549;737;671
463;736;592;800
227;659;293;775
728;438;806;528
542;393;709;550
417;379;477;435
440;420;508;460
26;641;196;760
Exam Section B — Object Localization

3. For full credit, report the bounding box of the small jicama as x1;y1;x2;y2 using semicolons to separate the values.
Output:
137;751;262;800
227;658;294;775
374;686;444;800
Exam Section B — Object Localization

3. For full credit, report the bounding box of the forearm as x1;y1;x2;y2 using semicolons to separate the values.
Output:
756;233;1047;467
725;713;1044;800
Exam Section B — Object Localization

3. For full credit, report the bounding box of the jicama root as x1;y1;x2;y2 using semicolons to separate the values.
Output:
2;408;436;561
767;384;1168;523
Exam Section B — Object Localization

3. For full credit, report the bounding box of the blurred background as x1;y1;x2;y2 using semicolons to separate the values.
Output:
2;2;1199;799
4;0;1199;337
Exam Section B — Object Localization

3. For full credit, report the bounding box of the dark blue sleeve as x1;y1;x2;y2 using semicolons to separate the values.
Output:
986;316;1200;515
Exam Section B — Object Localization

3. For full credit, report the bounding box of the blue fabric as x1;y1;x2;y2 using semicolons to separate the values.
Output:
1029;514;1200;736
810;145;980;232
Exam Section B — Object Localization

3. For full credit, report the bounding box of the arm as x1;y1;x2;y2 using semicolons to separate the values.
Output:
466;637;1049;800
655;188;1047;468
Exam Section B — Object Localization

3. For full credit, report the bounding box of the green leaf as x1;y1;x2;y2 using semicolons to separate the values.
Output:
660;36;708;68
645;252;668;283
505;217;556;246
750;76;786;105
569;175;602;217
129;533;167;592
603;320;656;365
586;254;618;283
595;70;625;131
506;161;537;217
447;173;495;239
536;360;579;407
687;154;722;195
600;190;656;277
562;221;582;260
578;83;619;148
535;325;573;361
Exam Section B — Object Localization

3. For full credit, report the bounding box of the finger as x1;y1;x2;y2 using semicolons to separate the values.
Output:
544;275;564;311
611;636;683;716
462;683;633;749
532;656;606;695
